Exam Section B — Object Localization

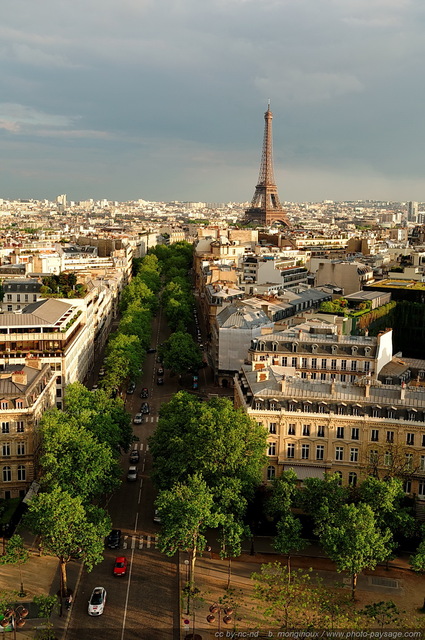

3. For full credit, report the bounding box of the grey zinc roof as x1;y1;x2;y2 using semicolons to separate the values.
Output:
0;364;43;396
217;304;271;329
22;298;73;323
241;365;425;409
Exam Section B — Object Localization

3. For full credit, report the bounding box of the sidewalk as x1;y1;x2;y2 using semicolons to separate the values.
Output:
0;529;83;639
178;537;417;640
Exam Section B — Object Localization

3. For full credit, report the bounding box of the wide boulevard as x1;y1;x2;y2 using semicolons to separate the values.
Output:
64;309;186;640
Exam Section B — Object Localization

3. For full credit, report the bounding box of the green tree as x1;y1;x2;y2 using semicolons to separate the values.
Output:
358;476;415;538
320;503;392;599
39;412;120;500
150;392;268;505
300;474;349;536
266;469;298;518
161;331;202;374
33;594;59;640
251;563;321;631
218;515;250;589
273;514;307;580
156;474;220;585
0;534;29;596
25;487;111;595
360;601;401;630
410;524;425;572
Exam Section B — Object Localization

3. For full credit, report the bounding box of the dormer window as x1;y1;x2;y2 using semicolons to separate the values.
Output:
351;346;358;355
272;343;278;352
292;343;297;352
259;342;265;351
365;346;371;355
311;344;318;353
332;344;338;354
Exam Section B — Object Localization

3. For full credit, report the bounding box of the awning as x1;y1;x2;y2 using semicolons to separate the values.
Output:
284;465;330;480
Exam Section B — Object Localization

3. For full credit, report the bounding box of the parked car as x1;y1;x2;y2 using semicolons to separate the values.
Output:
156;355;162;363
140;402;150;414
106;529;121;549
140;388;149;398
126;381;136;394
127;466;138;482
88;587;107;616
129;450;140;463
98;367;106;377
147;347;156;354
157;377;164;386
133;413;143;425
113;557;128;577
157;367;164;376
153;509;162;524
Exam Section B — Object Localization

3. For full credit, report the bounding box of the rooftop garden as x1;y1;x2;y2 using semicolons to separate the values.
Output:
40;273;87;298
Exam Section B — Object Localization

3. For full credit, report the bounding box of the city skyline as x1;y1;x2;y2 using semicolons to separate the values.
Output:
1;0;425;203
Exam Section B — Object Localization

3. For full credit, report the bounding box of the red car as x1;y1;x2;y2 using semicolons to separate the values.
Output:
113;556;128;576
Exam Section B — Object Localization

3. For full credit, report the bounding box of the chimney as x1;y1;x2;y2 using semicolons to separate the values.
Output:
261;304;269;317
364;381;370;398
256;370;269;382
281;375;287;393
400;381;406;400
12;370;27;386
25;357;42;370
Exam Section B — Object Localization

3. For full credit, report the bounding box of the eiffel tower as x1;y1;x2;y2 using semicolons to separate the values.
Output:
245;103;290;227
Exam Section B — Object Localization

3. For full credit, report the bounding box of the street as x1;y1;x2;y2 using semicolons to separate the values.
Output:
64;308;181;640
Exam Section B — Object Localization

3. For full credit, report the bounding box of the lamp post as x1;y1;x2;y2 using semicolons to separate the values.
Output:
1;605;28;640
206;602;233;634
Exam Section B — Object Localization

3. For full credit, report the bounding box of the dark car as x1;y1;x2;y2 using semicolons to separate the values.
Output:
147;347;156;354
140;402;150;414
126;381;136;394
157;377;164;386
157;367;164;376
106;529;121;549
129;449;140;463
140;388;149;398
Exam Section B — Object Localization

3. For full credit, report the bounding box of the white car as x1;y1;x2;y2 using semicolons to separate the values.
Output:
133;413;143;424
127;466;138;482
88;587;106;616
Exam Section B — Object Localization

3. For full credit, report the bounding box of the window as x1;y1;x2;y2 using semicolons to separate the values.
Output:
352;406;359;416
350;448;358;462
0;402;8;410
16;401;23;409
268;442;276;456
311;358;317;369
351;427;359;440
406;433;414;446
335;446;343;461
372;408;380;418
421;455;425;472
341;374;346;382
311;372;317;380
288;403;297;412
301;358;307;368
336;427;344;439
6;294;11;301
17;465;26;481
287;443;295;458
318;403;327;412
371;429;379;442
56;389;62;398
351;361;357;371
387;409;395;419
269;423;277;434
316;445;324;461
282;357;288;366
302;424;310;436
370;450;378;464
301;444;310;459
2;466;11;482
364;361;370;373
408;411;417;421
287;424;296;435
337;406;346;416
331;359;337;370
24;294;28;302
321;359;327;369
341;360;347;371
350;375;356;383
386;431;394;443
291;357;297;368
267;466;276;481
384;451;393;466
422;434;425;447
320;373;327;381
269;402;277;411
16;422;24;433
1;423;9;434
403;480;412;494
317;425;325;437
17;443;25;456
348;472;357;487
405;453;413;470
2;444;10;457
419;482;425;498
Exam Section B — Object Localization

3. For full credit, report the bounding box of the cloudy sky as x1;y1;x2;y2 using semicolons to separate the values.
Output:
1;0;424;203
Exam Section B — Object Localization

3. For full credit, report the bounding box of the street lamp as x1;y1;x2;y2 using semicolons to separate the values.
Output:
206;603;233;634
1;605;28;640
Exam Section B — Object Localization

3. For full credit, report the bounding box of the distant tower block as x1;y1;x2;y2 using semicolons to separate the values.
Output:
245;103;290;227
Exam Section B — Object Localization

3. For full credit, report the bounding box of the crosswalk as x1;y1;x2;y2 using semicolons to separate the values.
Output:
122;534;159;550
147;416;159;423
